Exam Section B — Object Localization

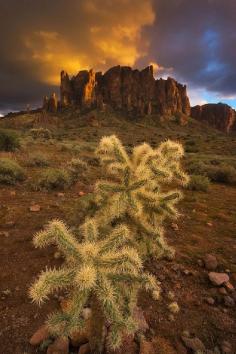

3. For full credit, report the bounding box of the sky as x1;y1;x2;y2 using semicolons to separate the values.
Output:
0;0;236;115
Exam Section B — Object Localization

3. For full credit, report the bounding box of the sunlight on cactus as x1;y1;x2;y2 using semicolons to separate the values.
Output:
95;135;189;258
29;218;160;349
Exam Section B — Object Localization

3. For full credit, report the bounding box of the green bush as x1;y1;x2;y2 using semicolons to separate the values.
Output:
0;129;20;151
0;158;26;185
67;158;88;181
30;128;52;139
206;165;236;185
26;153;50;167
186;159;206;175
187;175;210;192
35;168;71;190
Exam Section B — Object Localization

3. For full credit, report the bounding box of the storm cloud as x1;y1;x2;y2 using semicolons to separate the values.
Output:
0;0;235;113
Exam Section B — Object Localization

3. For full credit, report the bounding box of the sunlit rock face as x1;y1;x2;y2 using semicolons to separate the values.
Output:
60;65;190;117
191;103;236;133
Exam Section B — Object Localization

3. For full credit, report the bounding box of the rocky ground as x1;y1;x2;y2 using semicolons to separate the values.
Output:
0;110;236;353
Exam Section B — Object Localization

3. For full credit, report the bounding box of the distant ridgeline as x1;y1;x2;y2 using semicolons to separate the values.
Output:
42;65;236;133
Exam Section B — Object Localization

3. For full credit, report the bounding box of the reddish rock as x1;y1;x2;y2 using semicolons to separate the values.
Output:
78;343;90;354
47;93;58;113
29;325;50;346
203;254;218;271
191;103;236;133
133;306;149;332
224;282;234;292
30;204;41;212
181;336;205;352
47;337;69;354
208;272;230;286
60;65;190;118
224;296;235;307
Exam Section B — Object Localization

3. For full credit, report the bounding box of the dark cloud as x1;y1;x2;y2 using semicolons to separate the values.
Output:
0;0;235;113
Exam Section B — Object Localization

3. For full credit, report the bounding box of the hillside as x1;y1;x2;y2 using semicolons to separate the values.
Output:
0;108;235;353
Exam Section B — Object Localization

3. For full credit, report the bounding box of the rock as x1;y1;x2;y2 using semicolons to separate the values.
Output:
223;296;235;307
221;340;232;353
207;222;213;227
203;254;218;271
191;103;236;133
205;297;215;305
47;93;58;113
208;272;229;286
224;282;234;292
30;204;41;212
139;338;155;354
181;336;205;352
10;191;16;196
82;308;92;320
60;66;190;118
78;343;90;354
29;325;50;346
79;191;86;196
219;287;228;295
47;337;69;354
171;223;179;231
57;192;65;197
0;231;9;237
70;319;91;347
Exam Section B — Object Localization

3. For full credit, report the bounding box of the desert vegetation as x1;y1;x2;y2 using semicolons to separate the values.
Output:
0;111;235;354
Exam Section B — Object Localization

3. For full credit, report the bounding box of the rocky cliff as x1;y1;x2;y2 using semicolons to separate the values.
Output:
191;103;236;133
60;65;190;117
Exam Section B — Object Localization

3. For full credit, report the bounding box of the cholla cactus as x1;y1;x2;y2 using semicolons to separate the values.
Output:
95;135;189;258
29;218;160;350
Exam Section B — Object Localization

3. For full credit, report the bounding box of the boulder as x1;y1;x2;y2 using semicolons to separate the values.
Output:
191;103;236;133
47;337;69;354
29;325;50;346
208;272;230;286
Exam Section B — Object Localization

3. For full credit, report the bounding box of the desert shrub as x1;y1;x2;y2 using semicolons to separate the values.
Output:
185;145;199;153
29;135;188;351
186;159;206;175
35;168;71;190
206;165;236;185
26;153;50;167
187;175;210;192
67;157;88;181
30;127;52;139
0;158;25;185
0;129;20;151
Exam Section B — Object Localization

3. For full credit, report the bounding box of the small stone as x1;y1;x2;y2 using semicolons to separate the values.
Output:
221;340;232;353
79;191;85;196
183;269;190;275
168;302;180;314
2;289;11;296
219;287;227;295
57;192;65;197
205;297;215;305
208;272;229;286
171;223;179;231
203;254;218;271
47;337;69;354
10;191;16;196
29;325;50;346
78;343;90;354
224;296;235;308
207;222;213;227
0;231;9;237
224;282;234;292
30;205;41;212
181;336;206;352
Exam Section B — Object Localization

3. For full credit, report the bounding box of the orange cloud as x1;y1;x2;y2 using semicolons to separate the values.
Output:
21;0;155;85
